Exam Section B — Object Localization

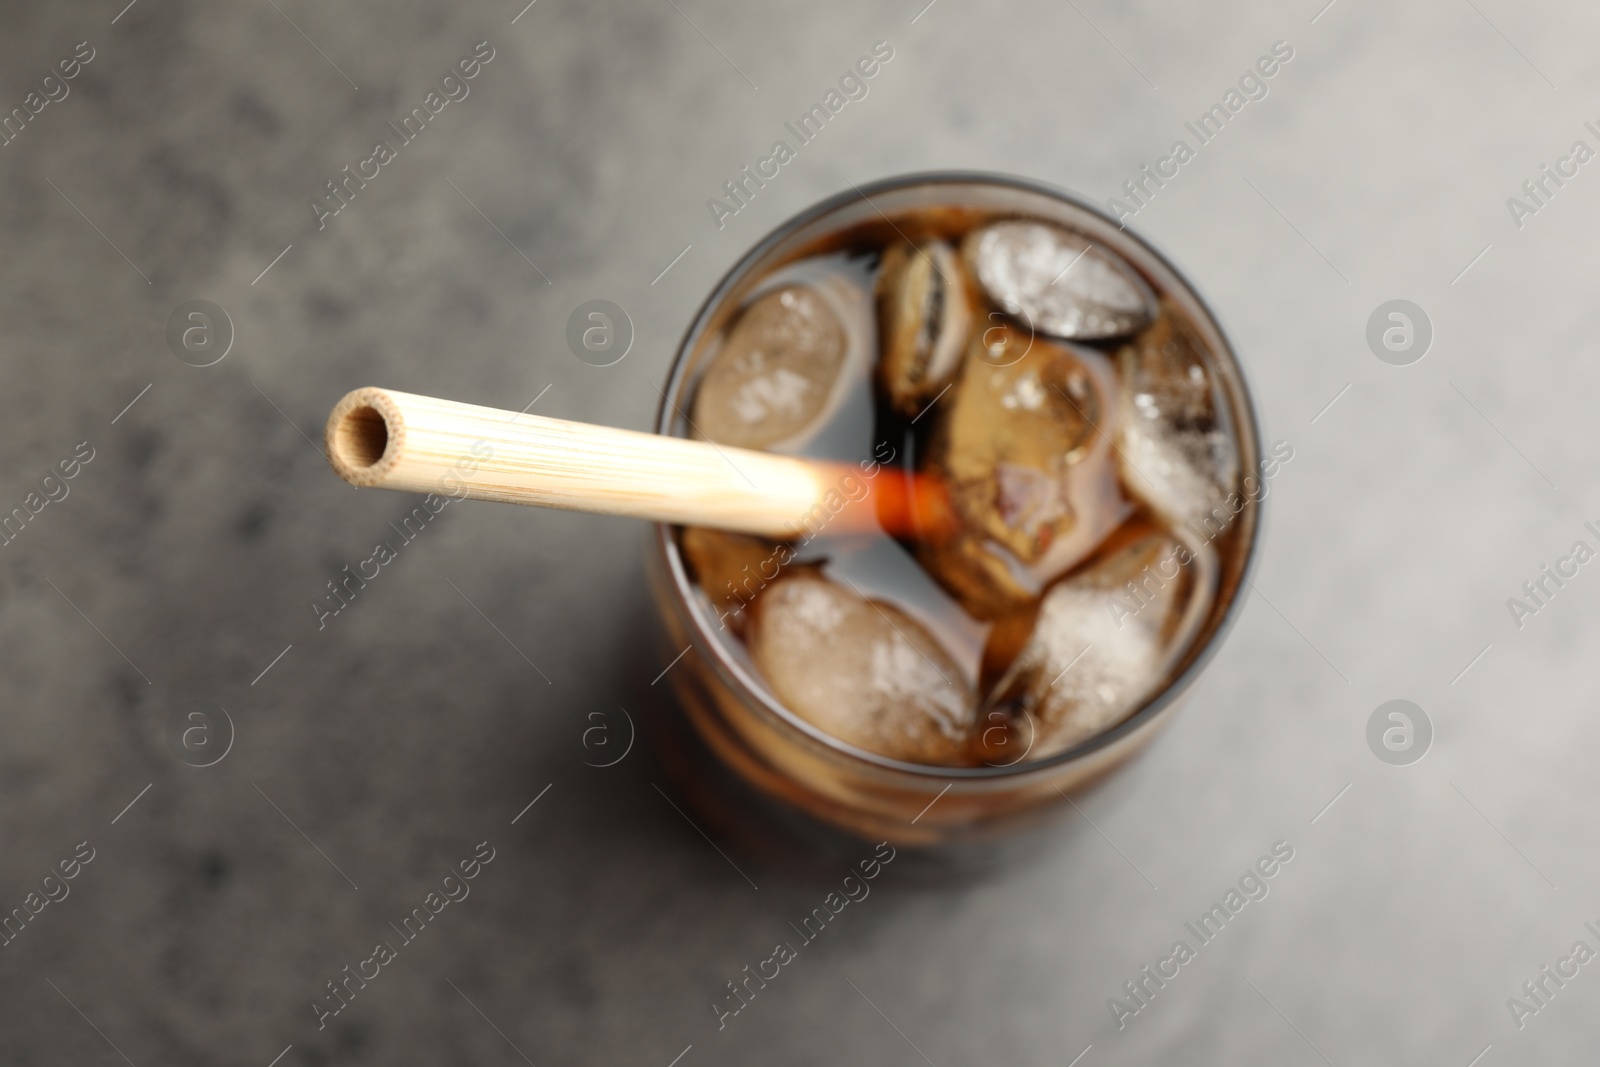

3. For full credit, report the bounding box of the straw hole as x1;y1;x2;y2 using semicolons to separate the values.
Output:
335;404;389;468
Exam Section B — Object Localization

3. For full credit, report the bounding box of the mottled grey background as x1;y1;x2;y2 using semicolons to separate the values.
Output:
2;0;1596;1064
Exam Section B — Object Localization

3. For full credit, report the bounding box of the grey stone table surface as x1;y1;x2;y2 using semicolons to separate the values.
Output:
2;0;1597;1064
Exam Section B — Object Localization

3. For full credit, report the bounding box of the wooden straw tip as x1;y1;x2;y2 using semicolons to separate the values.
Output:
325;387;402;486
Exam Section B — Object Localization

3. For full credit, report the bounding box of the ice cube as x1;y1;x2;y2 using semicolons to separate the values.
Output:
875;239;973;417
746;571;975;765
691;285;842;450
1115;303;1240;529
965;220;1155;341
979;524;1216;760
691;263;872;452
915;324;1132;619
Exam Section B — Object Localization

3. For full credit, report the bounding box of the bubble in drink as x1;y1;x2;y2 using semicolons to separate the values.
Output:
1115;303;1240;527
964;220;1155;341
746;571;975;765
979;526;1216;760
916;324;1130;618
875;239;973;417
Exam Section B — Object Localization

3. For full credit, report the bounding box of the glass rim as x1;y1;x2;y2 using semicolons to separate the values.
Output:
652;169;1266;781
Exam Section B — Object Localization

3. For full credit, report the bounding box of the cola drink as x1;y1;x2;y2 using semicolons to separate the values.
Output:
651;175;1264;846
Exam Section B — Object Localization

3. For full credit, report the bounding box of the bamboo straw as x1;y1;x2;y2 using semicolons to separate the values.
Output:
324;387;948;539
